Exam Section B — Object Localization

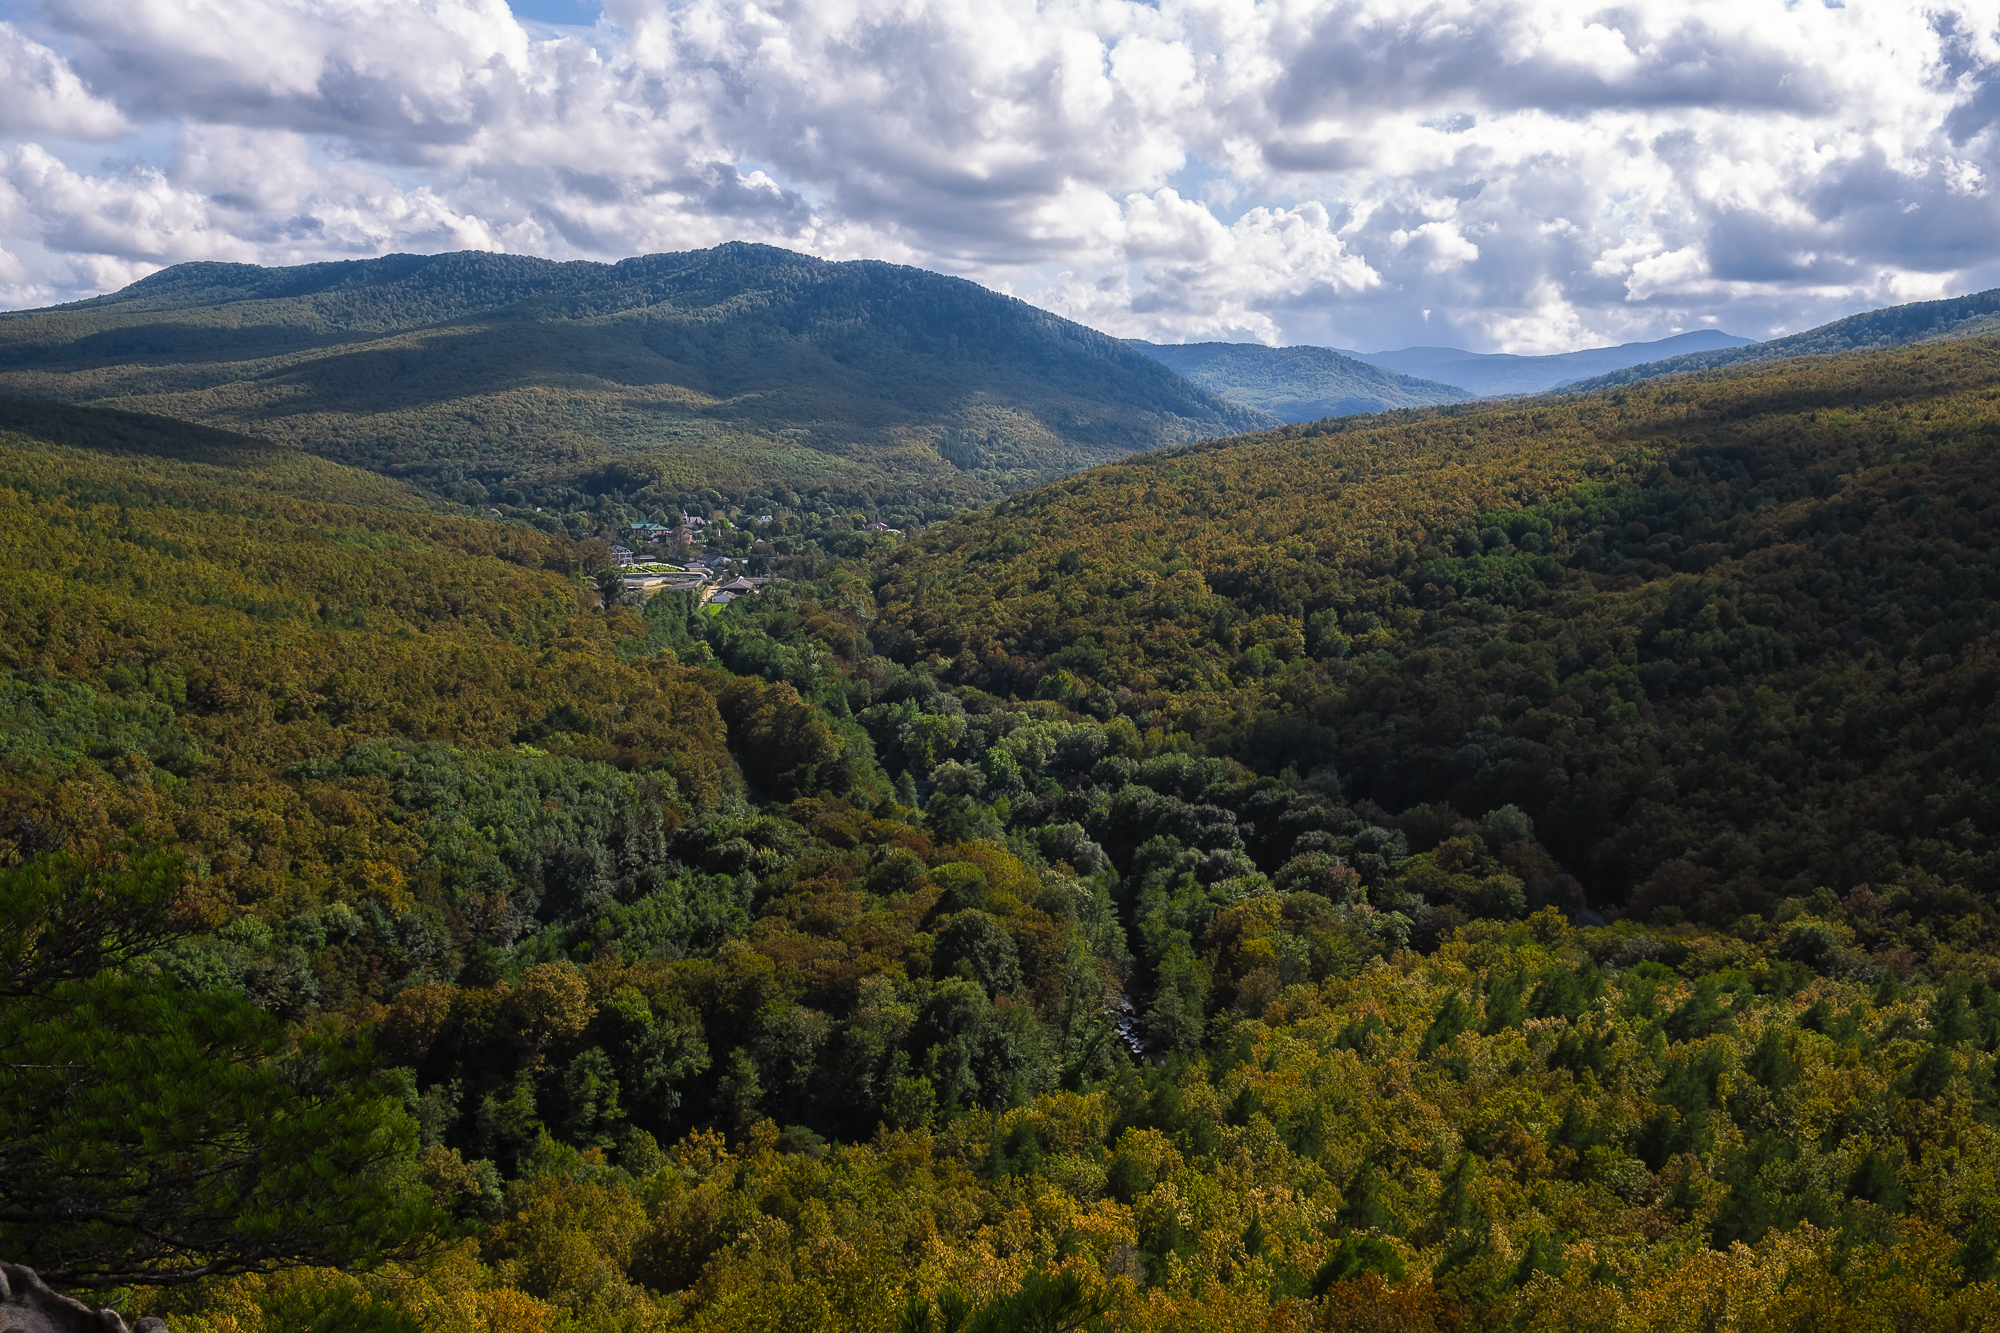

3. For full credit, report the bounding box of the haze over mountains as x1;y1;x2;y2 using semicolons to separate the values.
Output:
1127;340;1474;421
1133;287;2000;418
1342;330;1756;397
1560;285;2000;393
0;244;1271;515
1132;330;1759;421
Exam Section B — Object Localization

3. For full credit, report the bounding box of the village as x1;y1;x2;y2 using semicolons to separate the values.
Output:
606;514;780;607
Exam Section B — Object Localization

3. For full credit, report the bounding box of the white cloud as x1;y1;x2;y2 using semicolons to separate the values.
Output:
0;21;128;138
0;0;1995;352
1624;245;1711;302
2;143;236;263
1391;219;1479;273
1046;190;1379;342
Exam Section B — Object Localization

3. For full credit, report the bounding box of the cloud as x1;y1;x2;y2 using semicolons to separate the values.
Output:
0;21;128;138
0;0;1996;353
1044;190;1379;342
42;0;533;142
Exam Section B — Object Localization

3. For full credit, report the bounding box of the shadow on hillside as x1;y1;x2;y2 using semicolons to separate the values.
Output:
0;321;347;371
231;321;704;417
0;397;290;468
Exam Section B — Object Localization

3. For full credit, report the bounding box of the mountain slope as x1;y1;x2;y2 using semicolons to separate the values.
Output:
1127;340;1472;420
871;336;2000;928
1347;329;1755;397
1561;286;2000;393
0;395;422;509
24;386;2000;1333
0;245;1273;513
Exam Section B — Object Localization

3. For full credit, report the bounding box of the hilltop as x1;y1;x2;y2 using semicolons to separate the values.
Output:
0;395;423;509
1127;340;1472;420
0;245;1272;517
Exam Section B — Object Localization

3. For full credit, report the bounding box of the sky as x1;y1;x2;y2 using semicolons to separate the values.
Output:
1;1;1998;353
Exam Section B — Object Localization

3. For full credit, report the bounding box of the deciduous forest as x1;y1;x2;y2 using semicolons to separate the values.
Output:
4;332;2000;1332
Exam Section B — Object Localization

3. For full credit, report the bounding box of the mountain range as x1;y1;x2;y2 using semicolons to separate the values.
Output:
1126;340;1474;421
1129;330;1759;420
1127;288;2000;417
11;239;2000;1332
0;244;1272;516
5;244;2000;532
1559;285;2000;392
1342;329;1756;396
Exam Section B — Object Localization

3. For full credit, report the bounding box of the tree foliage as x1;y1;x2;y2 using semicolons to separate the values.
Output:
10;336;2000;1330
875;338;2000;931
0;856;444;1288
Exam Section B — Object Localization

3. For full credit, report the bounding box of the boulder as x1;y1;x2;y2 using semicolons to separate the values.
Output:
0;1263;166;1333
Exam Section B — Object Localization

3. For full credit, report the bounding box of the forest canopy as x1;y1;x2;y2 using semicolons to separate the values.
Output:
2;337;2000;1332
874;337;2000;936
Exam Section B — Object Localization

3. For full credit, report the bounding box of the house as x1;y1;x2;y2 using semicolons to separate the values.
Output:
629;521;670;537
609;545;636;567
622;573;712;599
709;590;736;605
864;521;903;535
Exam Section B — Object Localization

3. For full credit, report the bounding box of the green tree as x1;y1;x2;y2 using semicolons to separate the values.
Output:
0;848;196;997
0;855;447;1287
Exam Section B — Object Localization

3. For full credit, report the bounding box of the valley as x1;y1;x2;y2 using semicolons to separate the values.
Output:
4;266;2000;1333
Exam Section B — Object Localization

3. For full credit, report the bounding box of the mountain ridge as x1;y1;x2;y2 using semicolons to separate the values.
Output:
0;244;1275;516
1125;329;1760;415
1559;285;2000;392
1343;328;1756;396
1126;339;1472;421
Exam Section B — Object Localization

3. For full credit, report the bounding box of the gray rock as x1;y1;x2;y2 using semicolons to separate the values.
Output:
0;1262;166;1333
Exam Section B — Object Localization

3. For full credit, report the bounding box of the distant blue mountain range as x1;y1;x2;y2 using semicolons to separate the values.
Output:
1129;329;1757;422
1340;330;1756;397
1556;287;2000;394
1143;287;2000;420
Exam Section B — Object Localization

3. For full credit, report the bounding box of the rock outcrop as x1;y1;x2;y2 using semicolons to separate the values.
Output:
0;1263;166;1333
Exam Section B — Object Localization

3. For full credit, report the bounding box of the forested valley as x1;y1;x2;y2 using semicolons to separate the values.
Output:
5;334;2000;1333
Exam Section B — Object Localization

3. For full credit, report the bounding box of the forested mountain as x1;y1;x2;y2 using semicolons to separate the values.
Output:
1127;341;1471;420
1564;286;2000;392
1127;332;1760;417
8;339;2000;1331
1348;330;1754;397
0;245;1271;515
874;337;2000;936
